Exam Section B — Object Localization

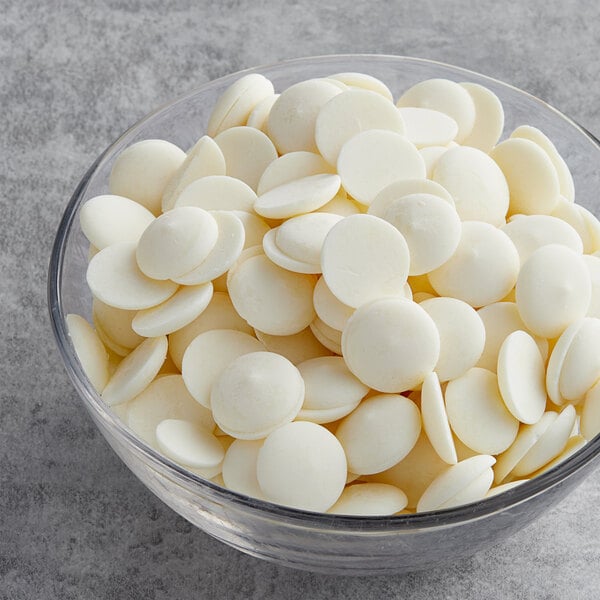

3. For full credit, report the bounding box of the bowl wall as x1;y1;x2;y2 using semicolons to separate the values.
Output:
49;55;600;575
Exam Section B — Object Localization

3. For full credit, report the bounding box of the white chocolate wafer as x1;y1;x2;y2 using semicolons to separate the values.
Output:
228;253;316;335
328;483;408;516
315;89;406;165
102;336;167;406
342;297;439;393
337;129;426;205
181;329;264;408
109;139;186;215
336;394;421;475
257;421;347;512
211;352;304;439
396;78;476;143
267;78;342;154
428;221;519;308
136;207;219;280
80;194;154;250
515;244;591;339
490;138;560;215
66;314;109;393
321;214;410;308
497;330;547;424
446;368;518;455
174;175;256;212
87;241;178;310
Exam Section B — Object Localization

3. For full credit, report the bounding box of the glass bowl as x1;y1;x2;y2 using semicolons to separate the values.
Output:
48;54;600;576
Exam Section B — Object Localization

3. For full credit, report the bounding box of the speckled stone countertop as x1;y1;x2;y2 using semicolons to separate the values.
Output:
2;1;600;598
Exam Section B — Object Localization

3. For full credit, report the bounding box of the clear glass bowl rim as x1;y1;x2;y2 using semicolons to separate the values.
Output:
48;53;600;531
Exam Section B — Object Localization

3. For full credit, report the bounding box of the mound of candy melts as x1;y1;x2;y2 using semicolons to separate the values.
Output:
67;70;600;516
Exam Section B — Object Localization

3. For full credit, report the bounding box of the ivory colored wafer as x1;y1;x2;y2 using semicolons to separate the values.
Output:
421;371;457;464
396;78;476;143
428;221;519;308
257;151;335;195
162;136;226;212
172;211;245;285
398;107;458;148
156;419;224;469
261;238;322;274
494;411;558;484
416;454;496;513
432;146;509;226
490;137;560;215
211;352;304;440
87;241;178;310
531;435;586;476
80;194;155;250
246;93;279;132
581;380;600;441
420;297;485;382
132;282;213;337
382;193;461;276
174;175;256;212
222;439;266;499
497;330;547;424
207;73;274;137
558;317;600;404
336;393;421;475
257;421;347;512
459;82;504;153
510;125;575;202
512;405;576;476
66;314;109;393
275;213;342;266
321;214;410;308
267;78;342;154
437;468;494;509
93;299;144;353
328;483;408;516
313;277;355;331
101;335;167;406
446;368;518;455
109;139;186;215
214;126;277;191
127;374;214;447
342;297;439;392
254;173;341;219
315;89;406;165
337;129;426;205
181;329;264;408
546;319;583;406
515;244;591;339
297;356;368;417
228;253;316;335
136;206;219;280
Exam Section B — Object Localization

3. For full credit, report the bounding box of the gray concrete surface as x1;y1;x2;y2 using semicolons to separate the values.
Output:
2;0;600;598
